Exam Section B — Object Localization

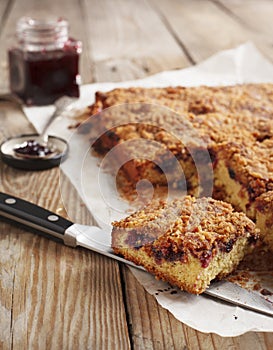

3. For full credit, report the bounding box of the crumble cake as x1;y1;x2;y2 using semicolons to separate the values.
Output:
78;83;273;251
87;104;214;196
112;196;259;294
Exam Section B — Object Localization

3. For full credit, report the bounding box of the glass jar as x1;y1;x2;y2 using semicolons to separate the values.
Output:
8;16;82;105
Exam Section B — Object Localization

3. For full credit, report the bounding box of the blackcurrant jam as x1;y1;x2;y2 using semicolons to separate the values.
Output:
14;140;53;157
8;17;82;106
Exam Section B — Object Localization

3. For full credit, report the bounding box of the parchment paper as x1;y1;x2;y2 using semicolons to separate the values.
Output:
23;42;273;336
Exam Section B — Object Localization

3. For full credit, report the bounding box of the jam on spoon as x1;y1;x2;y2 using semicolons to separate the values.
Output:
14;140;53;157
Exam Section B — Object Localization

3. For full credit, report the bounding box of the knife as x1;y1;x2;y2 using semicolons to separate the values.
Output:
0;191;272;317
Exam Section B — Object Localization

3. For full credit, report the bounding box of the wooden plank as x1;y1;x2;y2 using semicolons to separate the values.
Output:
148;0;248;63
216;0;273;40
232;332;273;350
0;0;93;93
121;265;188;349
122;265;273;349
148;0;273;63
0;0;11;94
0;103;131;349
81;0;190;82
0;0;10;26
214;0;273;62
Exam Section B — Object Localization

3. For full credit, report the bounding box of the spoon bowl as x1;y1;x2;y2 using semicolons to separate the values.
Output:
0;95;75;170
0;134;68;170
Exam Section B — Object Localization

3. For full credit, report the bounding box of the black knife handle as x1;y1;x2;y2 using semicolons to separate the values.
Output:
0;192;73;241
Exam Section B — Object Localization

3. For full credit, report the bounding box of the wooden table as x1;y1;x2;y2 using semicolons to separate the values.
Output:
0;1;273;349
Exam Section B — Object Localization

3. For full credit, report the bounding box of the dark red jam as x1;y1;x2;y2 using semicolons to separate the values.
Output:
260;288;273;296
9;40;81;106
14;140;53;157
199;250;212;268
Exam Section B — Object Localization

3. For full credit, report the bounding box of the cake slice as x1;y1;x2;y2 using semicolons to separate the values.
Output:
112;196;258;294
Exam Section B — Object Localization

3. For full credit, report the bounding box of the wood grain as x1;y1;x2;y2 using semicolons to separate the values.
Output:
216;0;273;39
0;0;10;94
149;0;273;64
121;265;188;350
0;0;10;29
121;266;273;350
80;0;190;82
214;0;273;62
0;104;130;349
148;0;248;63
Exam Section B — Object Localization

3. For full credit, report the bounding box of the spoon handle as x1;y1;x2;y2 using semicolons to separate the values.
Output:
40;96;77;144
40;107;60;144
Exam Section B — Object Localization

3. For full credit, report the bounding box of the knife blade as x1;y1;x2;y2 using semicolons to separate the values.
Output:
0;191;272;317
206;280;273;317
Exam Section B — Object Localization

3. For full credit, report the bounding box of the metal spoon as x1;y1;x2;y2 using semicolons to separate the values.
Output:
0;96;76;170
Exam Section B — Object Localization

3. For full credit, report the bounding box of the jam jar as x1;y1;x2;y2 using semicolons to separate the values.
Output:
8;17;82;105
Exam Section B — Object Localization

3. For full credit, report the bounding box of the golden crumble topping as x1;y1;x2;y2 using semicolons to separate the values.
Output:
80;83;273;253
112;196;258;267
